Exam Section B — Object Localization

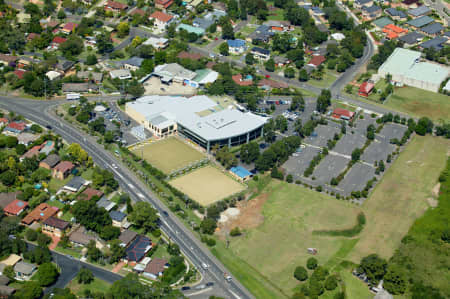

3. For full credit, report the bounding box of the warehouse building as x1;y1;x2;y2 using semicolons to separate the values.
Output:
378;48;449;92
125;95;267;152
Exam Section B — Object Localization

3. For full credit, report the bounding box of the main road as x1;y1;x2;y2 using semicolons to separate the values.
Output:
0;96;253;299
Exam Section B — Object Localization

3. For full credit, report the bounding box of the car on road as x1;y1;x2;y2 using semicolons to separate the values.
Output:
265;74;271;78
181;286;191;291
202;262;209;269
46;125;52;130
206;282;214;287
195;284;207;290
224;274;232;282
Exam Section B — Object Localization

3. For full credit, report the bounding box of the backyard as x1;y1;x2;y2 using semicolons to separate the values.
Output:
68;277;111;297
169;165;246;206
131;137;205;174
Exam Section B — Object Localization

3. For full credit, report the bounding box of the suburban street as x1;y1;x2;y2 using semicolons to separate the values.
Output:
0;96;253;299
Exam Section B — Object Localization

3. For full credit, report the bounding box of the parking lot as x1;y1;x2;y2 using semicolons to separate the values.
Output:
143;77;196;96
353;113;378;133
361;139;396;164
304;124;340;148
312;154;350;185
333;132;367;156
282;146;321;179
338;162;376;196
379;123;407;141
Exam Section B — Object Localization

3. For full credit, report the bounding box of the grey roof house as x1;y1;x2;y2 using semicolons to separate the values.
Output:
385;8;407;19
420;22;444;36
248;25;274;43
14;262;36;281
407;5;431;17
62;83;99;93
63;176;87;193
96;197;116;211
419;36;448;50
407;15;434;28
399;31;425;45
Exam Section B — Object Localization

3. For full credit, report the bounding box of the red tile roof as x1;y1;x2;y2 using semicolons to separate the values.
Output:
43;216;69;230
7;122;26;131
232;74;253;86
150;11;173;23
27;33;40;41
21;145;43;159
3;199;28;216
308;55;326;67
0;54;19;63
52;36;67;44
130;8;146;16
359;82;375;94
155;0;174;8
13;70;26;79
258;78;288;89
0;117;8;124
80;188;104;201
105;0;128;10
144;258;167;275
332;108;355;119
53;161;75;173
62;22;78;32
22;203;58;225
177;51;203;60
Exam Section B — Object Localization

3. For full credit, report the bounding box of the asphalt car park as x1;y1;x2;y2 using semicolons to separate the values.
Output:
361;139;396;164
312;154;350;185
282;146;321;179
353;113;378;133
333;132;367;156
304;124;340;148
338;162;376;196
379;123;407;141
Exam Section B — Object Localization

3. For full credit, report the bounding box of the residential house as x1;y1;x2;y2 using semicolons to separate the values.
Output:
0;192;22;211
77;71;103;84
251;47;271;61
143;258;169;280
52;161;75;180
273;56;289;67
382;24;408;39
62;176;88;193
420;22;444;36
307;55;326;68
27;33;40;42
46;71;62;81
232;74;253;86
96;197;116;212
358;81;375;97
149;11;174;32
0;255;21;268
50;36;67;50
227;39;246;55
62;83;99;93
14;262;36;281
258;78;289;89
20;145;42;161
13;70;27;80
0;118;8;127
354;0;373;9
407;15;434;28
407;5;431;17
110;69;132;80
142;37;169;50
401;0;420;9
3;122;26;136
119;229;137;247
177;24;205;36
80;188;104;201
120;57;144;71
69;226;103;248
419;36;448;50
372;17;394;29
17;56;41;69
331;33;346;41
39;154;60;170
42;216;70;237
0;285;15;298
39;140;55;156
155;0;173;10
264;20;294;32
399;31;424;45
332;108;355;121
3;200;28;217
192;17;214;31
0;54;18;67
110;210;127;228
16;12;31;24
362;5;382;20
61;22;78;34
247;25;274;43
17;132;38;146
151;63;197;84
125;235;152;263
192;69;219;86
55;60;75;73
21;203;59;226
104;0;128;12
385;8;407;20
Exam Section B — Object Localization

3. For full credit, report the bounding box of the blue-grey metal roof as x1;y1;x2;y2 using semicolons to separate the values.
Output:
251;47;271;55
355;0;372;5
363;5;381;13
385;8;407;18
110;210;126;222
227;39;245;48
420;22;444;34
399;31;424;44
373;17;394;28
407;15;434;28
407;5;431;17
121;57;144;67
419;36;448;50
193;17;214;30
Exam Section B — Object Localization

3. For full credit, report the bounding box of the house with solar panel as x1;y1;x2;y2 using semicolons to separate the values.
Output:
124;235;152;263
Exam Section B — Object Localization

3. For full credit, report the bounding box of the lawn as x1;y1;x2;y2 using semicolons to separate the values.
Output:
131;137;206;174
48;175;72;192
347;135;450;263
215;180;362;297
385;86;450;121
169;165;246;206
309;72;338;89
340;270;372;299
68;277;111;297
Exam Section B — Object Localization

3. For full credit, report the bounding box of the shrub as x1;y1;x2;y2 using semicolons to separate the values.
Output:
26;229;38;241
325;275;338;290
286;174;293;183
230;227;242;237
294;266;308;281
307;257;318;270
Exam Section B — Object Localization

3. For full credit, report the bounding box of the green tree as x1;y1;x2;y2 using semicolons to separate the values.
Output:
200;218;217;234
0;170;15;186
219;42;229;56
30;124;43;133
3;265;15;280
26;229;38;241
14;281;42;299
86;54;98;66
284;67;295;78
325;275;338;290
128;202;159;233
99;225;121;241
307;257;318;270
316;89;331;113
383;266;406;295
299;69;309;81
294;266;308;281
109;239;126;264
415;117;433;136
126;80;145;98
359;254;387;285
245;53;255;65
117;22;130;38
230;227;241;236
265;58;275;72
221;20;234;39
37;262;59;286
351;148;362;162
77;268;94;284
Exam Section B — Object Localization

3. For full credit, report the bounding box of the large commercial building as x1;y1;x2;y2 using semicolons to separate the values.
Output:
378;48;449;92
125;95;267;152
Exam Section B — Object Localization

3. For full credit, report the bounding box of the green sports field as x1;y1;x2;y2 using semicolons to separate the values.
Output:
131;137;205;174
169;165;245;206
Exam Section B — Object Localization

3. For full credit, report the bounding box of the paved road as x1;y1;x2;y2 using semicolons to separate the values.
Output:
424;0;449;26
0;96;253;299
26;243;122;294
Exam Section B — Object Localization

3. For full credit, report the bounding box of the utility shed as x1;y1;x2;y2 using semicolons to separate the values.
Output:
378;48;450;92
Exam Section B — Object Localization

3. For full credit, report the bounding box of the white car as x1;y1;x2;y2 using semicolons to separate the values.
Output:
202;262;209;269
